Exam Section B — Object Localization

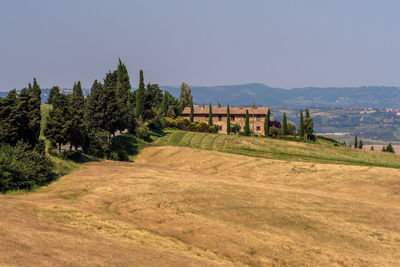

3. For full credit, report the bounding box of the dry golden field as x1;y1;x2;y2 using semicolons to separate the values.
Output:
1;146;400;266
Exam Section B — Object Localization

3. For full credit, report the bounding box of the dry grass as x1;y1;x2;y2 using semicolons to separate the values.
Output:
1;146;400;266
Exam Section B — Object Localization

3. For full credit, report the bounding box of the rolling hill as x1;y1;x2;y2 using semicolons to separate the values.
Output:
1;144;400;266
163;83;400;108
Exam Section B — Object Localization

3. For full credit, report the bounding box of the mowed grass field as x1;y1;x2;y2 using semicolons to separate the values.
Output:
1;146;400;266
155;130;400;168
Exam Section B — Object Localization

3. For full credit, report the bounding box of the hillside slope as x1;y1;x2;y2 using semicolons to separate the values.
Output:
1;146;400;266
154;130;400;168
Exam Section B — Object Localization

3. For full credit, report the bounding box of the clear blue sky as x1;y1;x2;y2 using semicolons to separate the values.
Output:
1;0;400;91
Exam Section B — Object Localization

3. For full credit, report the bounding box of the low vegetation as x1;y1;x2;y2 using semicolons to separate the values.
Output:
155;130;400;168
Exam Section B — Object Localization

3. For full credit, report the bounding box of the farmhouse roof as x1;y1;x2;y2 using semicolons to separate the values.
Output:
182;105;270;115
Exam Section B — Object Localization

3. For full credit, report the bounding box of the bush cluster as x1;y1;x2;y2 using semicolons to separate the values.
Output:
165;117;217;133
0;142;54;192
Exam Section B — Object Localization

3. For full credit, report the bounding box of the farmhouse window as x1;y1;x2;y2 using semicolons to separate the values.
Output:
218;115;222;121
231;116;235;121
256;126;261;131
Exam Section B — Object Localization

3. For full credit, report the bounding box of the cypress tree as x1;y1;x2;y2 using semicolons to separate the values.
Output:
28;78;42;147
47;86;60;105
135;70;145;120
208;103;213;126
358;139;363;149
227;104;231;134
69;81;86;149
103;71;119;136
190;103;194;123
116;58;131;131
244;109;250;136
354;135;358;149
85;80;106;130
370;145;374;151
299;109;305;138
264;109;270;137
305;107;310;119
304;117;314;140
281;112;288;136
15;88;31;144
0;89;19;145
44;92;70;152
386;142;395;153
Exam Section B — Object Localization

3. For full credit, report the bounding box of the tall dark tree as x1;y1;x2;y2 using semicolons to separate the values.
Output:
28;78;41;147
244;109;250;136
386;142;395;153
305;107;310;119
103;71;119;136
354;135;358;149
190;103;194;123
44;92;70;152
86;80;106;130
69;81;86;149
160;91;180;118
299;109;305;138
47;86;60;105
14;88;31;144
358;139;363;149
143;83;163;121
135;70;146;120
116;58;131;131
264;109;270;137
208;103;213;126
0;90;19;145
227;104;231;134
304;117;314;140
281;112;288;136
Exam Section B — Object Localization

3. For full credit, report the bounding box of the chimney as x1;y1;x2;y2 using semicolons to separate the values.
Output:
239;105;242;110
202;104;205;109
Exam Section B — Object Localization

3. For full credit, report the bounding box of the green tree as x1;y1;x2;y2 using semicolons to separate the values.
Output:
281;112;288;136
69;81;86;149
85;80;106;130
227;104;231;134
116;58;131;131
143;83;163;121
244;109;250;136
14;88;31;145
47;86;60;105
103;71;119;136
208;103;213;126
304;117;314;140
28;78;42;147
179;82;193;110
354;135;358;149
305;107;310;119
135;70;146;120
44;92;70;152
190;103;194;123
370;145;374;151
0;90;19;145
358;139;363;149
299;109;305;138
264;110;270;137
386;143;395;153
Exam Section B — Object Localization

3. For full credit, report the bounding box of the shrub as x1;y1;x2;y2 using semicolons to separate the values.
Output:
83;128;110;158
176;117;191;130
165;117;177;128
0;142;54;192
136;124;151;141
148;116;165;131
269;126;281;138
231;123;241;135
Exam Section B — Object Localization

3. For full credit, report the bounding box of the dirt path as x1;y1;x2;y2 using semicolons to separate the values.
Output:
1;146;400;266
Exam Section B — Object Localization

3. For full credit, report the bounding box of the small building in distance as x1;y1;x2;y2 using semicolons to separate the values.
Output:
182;105;270;135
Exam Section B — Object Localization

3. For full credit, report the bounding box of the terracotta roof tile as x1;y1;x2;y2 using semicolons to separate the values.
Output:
182;106;269;115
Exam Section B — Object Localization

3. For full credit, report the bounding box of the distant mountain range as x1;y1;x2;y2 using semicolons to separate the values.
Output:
2;83;400;108
163;83;400;108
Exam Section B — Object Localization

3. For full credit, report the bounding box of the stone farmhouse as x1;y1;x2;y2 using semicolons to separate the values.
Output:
182;105;270;135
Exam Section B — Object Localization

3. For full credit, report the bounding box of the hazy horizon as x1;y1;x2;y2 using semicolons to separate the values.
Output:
1;0;400;91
